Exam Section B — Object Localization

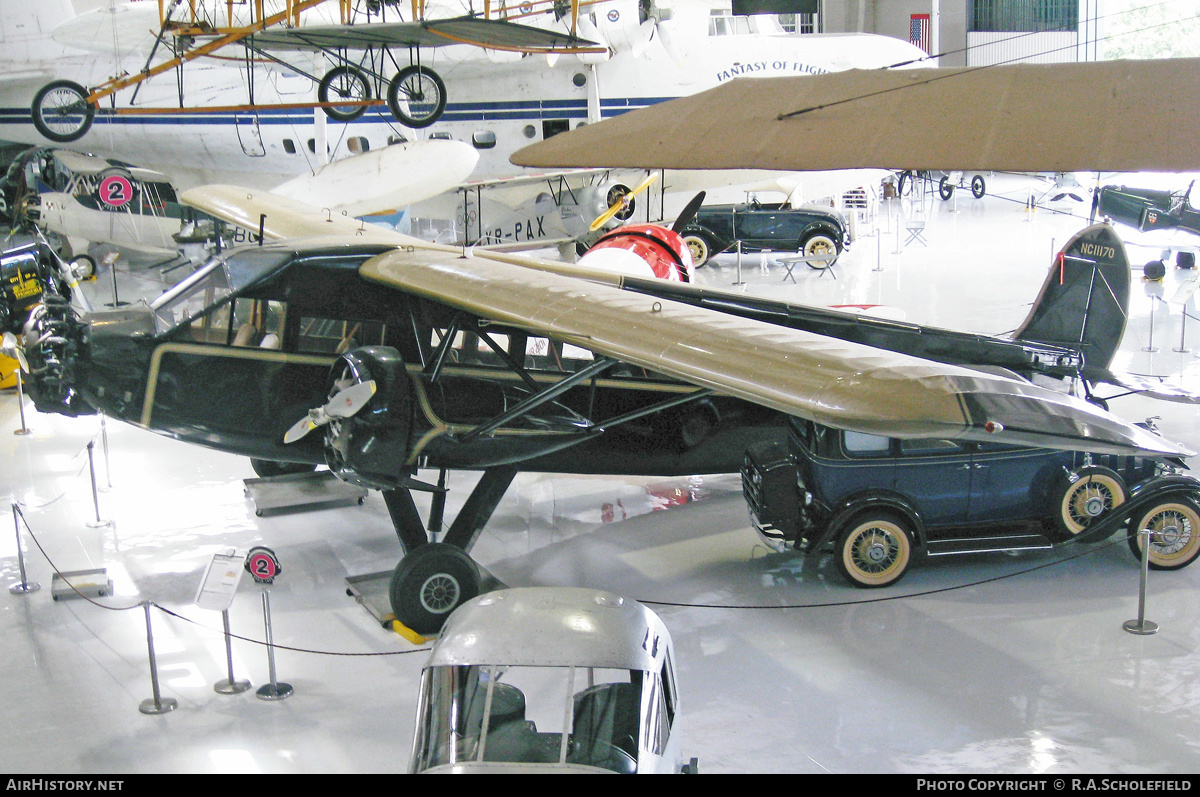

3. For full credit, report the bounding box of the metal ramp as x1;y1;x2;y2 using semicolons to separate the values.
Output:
244;469;367;517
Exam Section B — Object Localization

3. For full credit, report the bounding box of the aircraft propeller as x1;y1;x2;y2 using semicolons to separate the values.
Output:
283;378;377;444
671;191;706;234
1;331;28;373
590;173;657;231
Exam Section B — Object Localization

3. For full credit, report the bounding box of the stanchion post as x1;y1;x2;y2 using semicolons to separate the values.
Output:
85;440;111;528
1144;296;1160;353
256;589;293;700
214;609;251;695
1123;529;1159;635
13;370;31;436
100;414;112;490
1175;305;1190;353
9;503;40;595
139;603;179;714
732;240;744;287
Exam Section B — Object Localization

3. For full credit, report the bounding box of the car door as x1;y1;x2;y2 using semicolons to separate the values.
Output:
894;438;972;527
966;444;1059;524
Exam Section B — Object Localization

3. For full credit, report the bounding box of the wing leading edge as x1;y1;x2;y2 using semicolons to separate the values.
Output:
359;248;1189;459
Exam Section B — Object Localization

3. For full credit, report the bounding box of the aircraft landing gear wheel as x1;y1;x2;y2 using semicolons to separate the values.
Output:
683;233;713;266
386;65;446;129
318;65;372;122
800;232;838;269
1128;498;1200;570
938;176;954;201
1054;466;1126;537
31;80;95;143
389;543;480;634
971;174;986;199
69;254;95;281
836;514;913;588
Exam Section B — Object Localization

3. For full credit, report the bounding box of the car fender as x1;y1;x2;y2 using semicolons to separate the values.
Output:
799;221;847;250
811;490;927;553
1073;473;1200;543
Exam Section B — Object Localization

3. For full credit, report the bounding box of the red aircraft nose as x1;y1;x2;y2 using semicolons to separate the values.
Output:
577;224;694;282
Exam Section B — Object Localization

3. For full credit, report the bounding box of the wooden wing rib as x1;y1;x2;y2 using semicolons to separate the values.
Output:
360;248;1189;458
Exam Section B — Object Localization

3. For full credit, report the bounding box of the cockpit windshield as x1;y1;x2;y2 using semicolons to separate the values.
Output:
150;248;290;335
413;664;643;773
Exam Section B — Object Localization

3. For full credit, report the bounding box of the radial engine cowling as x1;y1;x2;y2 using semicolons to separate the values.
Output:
324;346;417;491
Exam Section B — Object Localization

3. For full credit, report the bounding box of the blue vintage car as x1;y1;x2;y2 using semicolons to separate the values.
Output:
741;418;1200;588
679;201;849;267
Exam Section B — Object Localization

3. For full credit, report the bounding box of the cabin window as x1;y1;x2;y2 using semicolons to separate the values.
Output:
297;316;387;355
542;119;570;139
227;299;287;348
282;139;297;154
347;136;370;154
843;431;892;458
471;131;497;150
413;664;643;772
899;438;967;455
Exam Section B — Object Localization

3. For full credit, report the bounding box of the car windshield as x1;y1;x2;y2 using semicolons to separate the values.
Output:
413;664;643;772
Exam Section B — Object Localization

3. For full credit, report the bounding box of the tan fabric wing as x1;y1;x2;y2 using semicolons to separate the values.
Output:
512;59;1200;173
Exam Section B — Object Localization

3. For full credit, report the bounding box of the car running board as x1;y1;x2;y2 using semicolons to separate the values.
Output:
924;532;1055;557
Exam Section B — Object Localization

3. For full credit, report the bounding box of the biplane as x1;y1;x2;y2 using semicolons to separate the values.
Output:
29;0;609;143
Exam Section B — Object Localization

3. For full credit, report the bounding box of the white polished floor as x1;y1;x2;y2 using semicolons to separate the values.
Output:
3;178;1200;774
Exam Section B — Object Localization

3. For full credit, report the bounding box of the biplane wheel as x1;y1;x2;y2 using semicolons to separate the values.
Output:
31;80;95;143
1054;466;1126;537
1128;499;1200;571
389;543;480;634
938;176;954;201
971;174;986;199
386;65;447;129
318;65;372;122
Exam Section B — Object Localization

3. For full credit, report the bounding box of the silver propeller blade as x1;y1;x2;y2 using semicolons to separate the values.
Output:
1;332;28;373
284;379;376;444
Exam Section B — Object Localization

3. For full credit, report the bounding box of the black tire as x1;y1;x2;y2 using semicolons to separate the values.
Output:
971;174;986;199
386;65;447;128
800;231;839;269
897;171;914;197
938;176;954;201
682;232;713;266
1144;260;1166;281
1127;498;1200;571
1054;466;1126;536
1177;251;1196;269
317;65;371;122
389;543;480;634
31;80;95;143
250;458;318;478
835;513;913;588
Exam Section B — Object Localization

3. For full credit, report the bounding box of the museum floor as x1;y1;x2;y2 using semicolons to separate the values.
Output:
3;175;1200;774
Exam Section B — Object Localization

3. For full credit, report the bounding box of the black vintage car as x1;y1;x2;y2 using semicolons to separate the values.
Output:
1097;181;1200;245
741;417;1200;588
679;200;849;267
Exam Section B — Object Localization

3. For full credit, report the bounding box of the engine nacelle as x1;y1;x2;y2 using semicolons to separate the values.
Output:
324;346;418;491
578;224;694;282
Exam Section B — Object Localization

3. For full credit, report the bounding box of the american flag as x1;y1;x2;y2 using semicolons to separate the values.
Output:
909;14;931;55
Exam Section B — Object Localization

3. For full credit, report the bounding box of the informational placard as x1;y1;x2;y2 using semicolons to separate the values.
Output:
195;551;246;612
245;546;282;584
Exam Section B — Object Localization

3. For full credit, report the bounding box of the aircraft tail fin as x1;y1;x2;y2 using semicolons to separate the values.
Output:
1012;223;1130;372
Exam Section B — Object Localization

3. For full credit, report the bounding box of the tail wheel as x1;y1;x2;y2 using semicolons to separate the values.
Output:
836;514;913;588
1128;499;1200;571
389;543;481;634
683;233;712;266
801;232;838;269
971;174;986;199
318;65;372;122
386;65;447;128
31;80;95;143
1055;466;1126;536
938;176;954;200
